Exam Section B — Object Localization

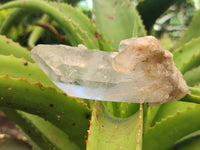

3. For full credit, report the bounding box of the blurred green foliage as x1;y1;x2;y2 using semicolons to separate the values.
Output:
154;0;197;40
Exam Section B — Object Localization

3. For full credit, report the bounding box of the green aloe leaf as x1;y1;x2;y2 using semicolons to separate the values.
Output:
183;66;200;86
173;37;200;73
171;133;200;150
180;53;200;75
144;101;196;132
0;55;55;87
181;87;200;104
143;104;160;132
118;103;140;118
189;87;200;96
47;0;81;6
0;76;91;148
87;102;143;150
172;37;200;86
0;0;113;51
93;0;146;49
1;108;81;150
182;94;200;104
150;101;196;126
106;102;139;118
143;104;200;150
0;35;33;62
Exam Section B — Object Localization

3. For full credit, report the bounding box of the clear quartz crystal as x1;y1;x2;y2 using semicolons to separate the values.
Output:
118;37;138;52
30;36;188;105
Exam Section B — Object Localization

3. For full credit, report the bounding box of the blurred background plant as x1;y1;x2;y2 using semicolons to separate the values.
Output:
153;0;197;42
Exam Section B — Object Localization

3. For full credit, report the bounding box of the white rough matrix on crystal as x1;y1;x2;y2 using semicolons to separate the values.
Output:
30;36;188;105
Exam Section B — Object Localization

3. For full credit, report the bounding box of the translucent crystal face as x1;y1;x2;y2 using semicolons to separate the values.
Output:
30;36;188;105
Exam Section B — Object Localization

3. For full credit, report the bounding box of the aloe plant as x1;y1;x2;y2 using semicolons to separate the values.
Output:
0;0;200;150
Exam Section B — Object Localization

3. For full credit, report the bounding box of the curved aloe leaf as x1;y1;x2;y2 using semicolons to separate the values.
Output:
150;101;196;126
93;0;146;49
182;94;200;104
0;75;91;148
189;87;200;95
182;87;200;104
49;0;81;6
183;67;200;86
53;2;113;51
87;102;143;150
119;103;140;118
171;134;200;150
0;55;55;87
28;15;52;48
137;0;178;31
143;105;160;132
0;0;113;51
0;35;56;87
144;101;196;132
107;102;139;118
173;37;200;73
180;53;200;74
0;35;33;62
0;8;30;35
143;104;200;150
1;108;81;150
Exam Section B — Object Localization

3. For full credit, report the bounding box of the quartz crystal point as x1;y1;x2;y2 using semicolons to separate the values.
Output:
30;36;188;105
